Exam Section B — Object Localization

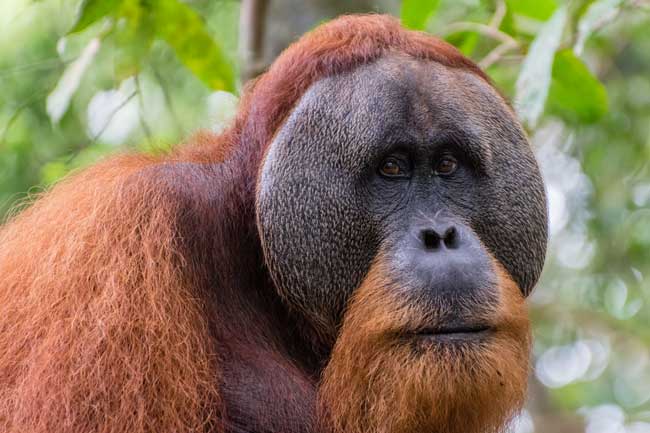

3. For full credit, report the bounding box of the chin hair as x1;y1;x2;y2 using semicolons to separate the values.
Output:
318;262;531;433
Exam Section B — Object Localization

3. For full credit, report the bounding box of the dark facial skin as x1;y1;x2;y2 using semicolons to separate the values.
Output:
256;53;547;337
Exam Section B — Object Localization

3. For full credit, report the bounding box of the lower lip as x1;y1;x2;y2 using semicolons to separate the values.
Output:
413;327;493;343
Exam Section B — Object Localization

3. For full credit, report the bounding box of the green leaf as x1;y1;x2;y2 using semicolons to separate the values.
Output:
401;0;440;30
574;0;623;55
547;49;608;123
113;26;154;80
515;6;568;128
112;0;155;80
154;0;236;92
69;0;123;34
506;0;557;21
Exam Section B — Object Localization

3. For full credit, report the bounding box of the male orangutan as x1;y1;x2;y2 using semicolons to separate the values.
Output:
0;14;547;433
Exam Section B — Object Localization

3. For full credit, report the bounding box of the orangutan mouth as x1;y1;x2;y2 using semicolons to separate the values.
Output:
414;324;493;342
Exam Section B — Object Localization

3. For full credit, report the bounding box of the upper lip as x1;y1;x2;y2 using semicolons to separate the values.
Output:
414;323;492;336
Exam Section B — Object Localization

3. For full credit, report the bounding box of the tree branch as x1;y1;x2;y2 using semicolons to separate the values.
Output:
479;40;519;69
239;0;269;82
439;22;518;46
489;0;507;29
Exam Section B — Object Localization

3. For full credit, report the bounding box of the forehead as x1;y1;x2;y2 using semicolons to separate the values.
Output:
286;53;517;158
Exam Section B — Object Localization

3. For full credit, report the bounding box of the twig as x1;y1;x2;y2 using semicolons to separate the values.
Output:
134;75;154;147
0;58;72;78
439;22;518;46
152;66;183;137
479;40;519;69
572;0;650;54
91;91;137;143
477;0;518;69
0;91;49;148
66;90;137;164
489;0;507;29
1;104;29;149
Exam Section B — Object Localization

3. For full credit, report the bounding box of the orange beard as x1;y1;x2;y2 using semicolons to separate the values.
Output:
318;261;531;433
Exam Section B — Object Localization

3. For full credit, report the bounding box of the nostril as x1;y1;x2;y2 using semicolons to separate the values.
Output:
422;229;441;250
443;227;458;249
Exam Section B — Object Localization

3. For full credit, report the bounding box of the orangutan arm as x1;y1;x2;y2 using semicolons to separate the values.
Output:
0;155;222;433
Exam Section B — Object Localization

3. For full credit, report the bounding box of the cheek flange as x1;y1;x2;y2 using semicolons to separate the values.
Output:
256;140;376;335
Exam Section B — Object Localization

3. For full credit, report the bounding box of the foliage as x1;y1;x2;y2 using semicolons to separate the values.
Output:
1;0;650;431
401;0;440;29
410;0;613;129
70;0;235;90
0;0;239;216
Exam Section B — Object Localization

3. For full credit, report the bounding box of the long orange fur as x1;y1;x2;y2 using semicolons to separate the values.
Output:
0;156;222;432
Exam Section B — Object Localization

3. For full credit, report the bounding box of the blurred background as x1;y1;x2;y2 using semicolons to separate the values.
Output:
1;0;649;431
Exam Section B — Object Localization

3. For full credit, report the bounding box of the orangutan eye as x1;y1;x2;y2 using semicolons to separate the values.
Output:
379;156;410;179
434;155;458;176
